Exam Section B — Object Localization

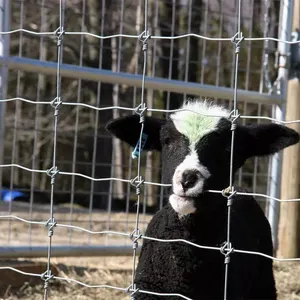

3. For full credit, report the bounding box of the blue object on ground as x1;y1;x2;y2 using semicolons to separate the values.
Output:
1;188;26;202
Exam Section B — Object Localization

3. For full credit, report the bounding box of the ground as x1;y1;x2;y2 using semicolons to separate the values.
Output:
0;202;300;299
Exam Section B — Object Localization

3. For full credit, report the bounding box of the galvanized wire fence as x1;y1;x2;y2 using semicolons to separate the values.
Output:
0;0;281;254
0;0;300;299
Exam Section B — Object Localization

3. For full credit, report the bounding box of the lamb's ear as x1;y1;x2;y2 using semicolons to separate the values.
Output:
105;114;165;151
238;123;300;157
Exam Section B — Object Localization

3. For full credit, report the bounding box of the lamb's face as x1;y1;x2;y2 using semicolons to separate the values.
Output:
106;100;300;217
159;105;234;215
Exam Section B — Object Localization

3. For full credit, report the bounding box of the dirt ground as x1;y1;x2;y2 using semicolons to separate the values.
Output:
0;202;300;300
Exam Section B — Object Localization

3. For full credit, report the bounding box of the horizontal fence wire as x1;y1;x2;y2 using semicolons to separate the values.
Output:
0;162;300;202
2;28;300;44
1;0;300;299
2;215;300;263
2;97;300;124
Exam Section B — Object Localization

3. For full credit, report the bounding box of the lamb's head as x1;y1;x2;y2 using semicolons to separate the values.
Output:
106;100;299;216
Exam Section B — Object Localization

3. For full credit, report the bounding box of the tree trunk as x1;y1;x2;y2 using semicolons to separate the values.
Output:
111;13;124;199
145;0;155;207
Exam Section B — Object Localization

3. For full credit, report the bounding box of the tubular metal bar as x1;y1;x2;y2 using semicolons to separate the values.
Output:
0;56;283;106
267;0;294;250
0;0;9;200
0;245;141;258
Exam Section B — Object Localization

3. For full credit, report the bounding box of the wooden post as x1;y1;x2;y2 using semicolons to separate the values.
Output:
277;0;300;258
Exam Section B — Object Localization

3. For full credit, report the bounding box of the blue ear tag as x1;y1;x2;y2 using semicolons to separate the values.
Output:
131;133;148;159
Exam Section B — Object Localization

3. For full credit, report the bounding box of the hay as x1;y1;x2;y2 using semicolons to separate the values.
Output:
1;203;300;299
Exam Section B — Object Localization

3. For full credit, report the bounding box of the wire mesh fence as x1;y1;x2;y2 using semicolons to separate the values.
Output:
0;0;300;299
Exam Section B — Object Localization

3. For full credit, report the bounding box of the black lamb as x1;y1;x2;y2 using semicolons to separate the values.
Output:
106;100;299;299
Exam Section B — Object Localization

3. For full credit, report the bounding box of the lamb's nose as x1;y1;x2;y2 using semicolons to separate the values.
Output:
181;170;199;191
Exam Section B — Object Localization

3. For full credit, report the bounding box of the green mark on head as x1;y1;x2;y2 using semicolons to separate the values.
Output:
170;100;229;145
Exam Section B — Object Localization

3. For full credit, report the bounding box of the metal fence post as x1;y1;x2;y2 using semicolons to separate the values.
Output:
0;0;10;200
267;0;293;251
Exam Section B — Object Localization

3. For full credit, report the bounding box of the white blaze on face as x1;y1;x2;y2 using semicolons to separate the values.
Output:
168;100;229;215
172;149;210;197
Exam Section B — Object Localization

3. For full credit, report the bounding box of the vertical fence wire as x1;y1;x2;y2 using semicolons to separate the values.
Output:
124;0;142;246
223;0;243;299
43;1;64;298
130;0;149;296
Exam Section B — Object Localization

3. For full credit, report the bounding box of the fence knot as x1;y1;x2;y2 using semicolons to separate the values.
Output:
130;229;142;250
222;186;234;198
125;284;132;294
131;176;144;195
126;283;140;298
41;270;54;289
54;27;65;46
222;187;237;206
228;110;240;131
231;31;244;48
220;242;234;264
46;166;59;184
134;103;147;123
51;97;62;110
229;110;240;123
45;218;57;237
138;30;151;51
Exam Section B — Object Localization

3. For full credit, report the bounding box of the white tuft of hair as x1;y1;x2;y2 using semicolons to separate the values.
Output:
170;99;229;145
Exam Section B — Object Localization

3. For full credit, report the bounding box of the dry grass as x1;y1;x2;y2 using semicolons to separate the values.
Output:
274;262;300;300
1;202;300;299
1;257;132;300
1;258;300;300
